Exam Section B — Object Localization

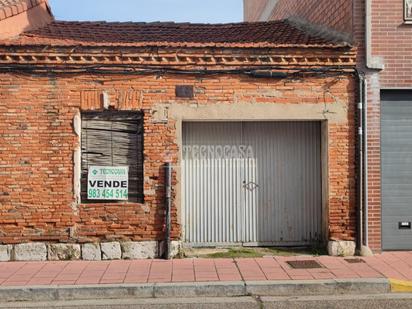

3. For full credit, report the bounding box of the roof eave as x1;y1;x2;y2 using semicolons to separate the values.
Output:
0;44;357;68
0;42;353;49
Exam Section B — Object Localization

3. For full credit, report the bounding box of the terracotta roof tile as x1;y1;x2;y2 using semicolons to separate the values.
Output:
0;0;47;21
0;19;351;48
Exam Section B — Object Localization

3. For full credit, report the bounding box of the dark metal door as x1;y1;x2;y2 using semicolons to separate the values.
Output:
382;90;412;250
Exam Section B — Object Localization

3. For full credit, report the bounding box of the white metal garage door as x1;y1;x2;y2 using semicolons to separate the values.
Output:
182;121;322;246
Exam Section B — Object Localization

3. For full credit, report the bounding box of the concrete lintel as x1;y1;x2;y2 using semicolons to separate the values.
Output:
168;102;348;124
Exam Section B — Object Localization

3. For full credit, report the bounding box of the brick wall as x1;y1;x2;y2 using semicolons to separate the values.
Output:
244;0;353;35
0;71;356;245
371;0;412;87
364;0;412;250
356;0;412;251
243;0;270;22
351;0;383;251
0;2;52;39
365;72;382;250
329;85;357;241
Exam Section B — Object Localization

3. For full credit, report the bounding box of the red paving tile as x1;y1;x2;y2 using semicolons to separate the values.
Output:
217;274;243;281
264;273;290;280
331;272;360;279
235;258;267;280
0;252;411;286
193;259;219;281
2;281;30;286
173;273;195;282
215;259;243;281
124;260;151;283
289;275;314;280
100;279;124;284
311;273;335;279
123;277;147;283
105;260;131;273
4;274;30;282
27;278;54;285
148;260;172;282
52;280;77;285
127;260;151;271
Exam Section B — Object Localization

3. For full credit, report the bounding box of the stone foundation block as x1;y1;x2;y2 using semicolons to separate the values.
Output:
158;241;182;258
14;243;47;261
328;241;356;257
360;245;374;257
121;241;157;259
101;242;121;260
82;243;101;261
0;245;12;262
48;244;81;261
170;241;182;258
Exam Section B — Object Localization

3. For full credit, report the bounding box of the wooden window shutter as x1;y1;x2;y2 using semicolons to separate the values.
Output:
81;111;144;203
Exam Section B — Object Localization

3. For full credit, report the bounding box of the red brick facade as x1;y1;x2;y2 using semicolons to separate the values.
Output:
371;0;412;87
244;0;352;35
243;0;270;21
366;72;382;251
0;8;358;253
0;68;356;245
0;0;52;39
362;0;412;251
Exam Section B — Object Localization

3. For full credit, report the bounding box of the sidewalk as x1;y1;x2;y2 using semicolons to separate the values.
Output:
0;251;411;286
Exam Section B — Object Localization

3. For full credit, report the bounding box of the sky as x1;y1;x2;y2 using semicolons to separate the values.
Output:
48;0;244;24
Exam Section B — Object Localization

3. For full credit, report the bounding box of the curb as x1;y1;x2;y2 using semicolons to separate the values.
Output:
261;293;412;309
390;278;412;292
245;278;390;296
0;279;390;303
0;297;261;309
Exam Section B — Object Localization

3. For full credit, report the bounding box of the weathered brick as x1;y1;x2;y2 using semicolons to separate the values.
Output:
0;72;356;246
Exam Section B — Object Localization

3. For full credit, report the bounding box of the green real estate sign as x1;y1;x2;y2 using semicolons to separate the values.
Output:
87;166;129;200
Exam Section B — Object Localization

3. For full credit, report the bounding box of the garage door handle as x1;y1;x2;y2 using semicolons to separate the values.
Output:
243;181;259;191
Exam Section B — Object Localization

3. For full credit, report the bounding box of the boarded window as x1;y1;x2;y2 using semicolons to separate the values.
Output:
81;111;144;203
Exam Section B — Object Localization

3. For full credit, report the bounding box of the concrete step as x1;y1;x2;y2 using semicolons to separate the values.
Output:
0;279;390;302
0;297;260;309
261;293;412;308
2;294;412;309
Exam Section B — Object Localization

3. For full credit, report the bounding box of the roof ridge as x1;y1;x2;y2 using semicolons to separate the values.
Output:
285;17;352;47
49;19;287;27
3;18;353;49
